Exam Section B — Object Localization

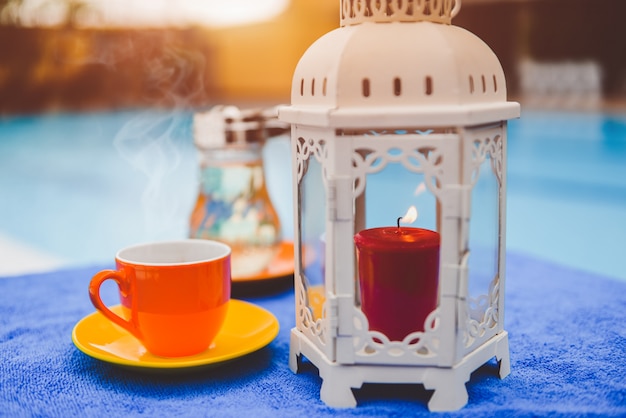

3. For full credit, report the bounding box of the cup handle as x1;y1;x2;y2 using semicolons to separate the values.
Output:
88;270;140;339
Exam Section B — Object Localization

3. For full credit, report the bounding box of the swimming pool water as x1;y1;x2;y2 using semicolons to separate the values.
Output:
0;109;624;280
506;111;626;281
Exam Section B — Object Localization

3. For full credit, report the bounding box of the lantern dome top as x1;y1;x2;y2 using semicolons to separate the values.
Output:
281;0;520;128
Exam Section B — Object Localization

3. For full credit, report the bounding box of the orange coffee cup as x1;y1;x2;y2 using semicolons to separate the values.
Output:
89;239;231;357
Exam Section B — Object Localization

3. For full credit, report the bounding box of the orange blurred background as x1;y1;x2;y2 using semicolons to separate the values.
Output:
1;0;625;115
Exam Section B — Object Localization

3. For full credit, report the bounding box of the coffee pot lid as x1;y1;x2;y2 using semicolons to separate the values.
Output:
194;105;289;149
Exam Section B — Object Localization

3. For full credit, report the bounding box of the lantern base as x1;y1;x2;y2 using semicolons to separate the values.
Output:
289;328;510;412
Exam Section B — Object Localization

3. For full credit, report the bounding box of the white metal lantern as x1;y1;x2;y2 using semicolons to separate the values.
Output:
278;0;520;411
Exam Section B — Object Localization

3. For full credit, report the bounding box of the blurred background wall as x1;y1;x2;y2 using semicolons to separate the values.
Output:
0;0;624;115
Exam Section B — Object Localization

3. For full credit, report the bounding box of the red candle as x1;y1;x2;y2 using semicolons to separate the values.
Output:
354;226;440;341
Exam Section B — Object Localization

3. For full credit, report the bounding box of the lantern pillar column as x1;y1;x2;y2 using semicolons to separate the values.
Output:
326;129;358;364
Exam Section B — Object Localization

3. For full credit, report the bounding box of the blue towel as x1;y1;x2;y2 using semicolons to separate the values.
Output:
1;251;625;417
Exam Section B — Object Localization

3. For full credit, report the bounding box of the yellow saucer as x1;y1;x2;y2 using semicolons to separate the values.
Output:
72;300;279;370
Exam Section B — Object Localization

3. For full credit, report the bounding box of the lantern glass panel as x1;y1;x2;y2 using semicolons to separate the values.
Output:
363;163;437;231
354;149;441;343
298;155;326;320
468;144;501;324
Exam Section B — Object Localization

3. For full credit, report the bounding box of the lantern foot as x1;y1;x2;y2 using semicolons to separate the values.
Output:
319;377;358;408
423;370;470;412
289;330;301;373
496;336;511;379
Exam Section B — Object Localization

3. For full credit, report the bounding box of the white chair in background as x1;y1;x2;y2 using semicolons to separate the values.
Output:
519;58;603;110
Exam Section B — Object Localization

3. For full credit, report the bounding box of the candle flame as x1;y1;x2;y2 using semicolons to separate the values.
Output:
399;206;418;225
414;182;426;196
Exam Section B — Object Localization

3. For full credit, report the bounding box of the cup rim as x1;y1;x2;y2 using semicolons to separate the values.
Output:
116;239;231;266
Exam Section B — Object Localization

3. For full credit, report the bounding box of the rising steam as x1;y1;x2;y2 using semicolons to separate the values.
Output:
113;41;204;239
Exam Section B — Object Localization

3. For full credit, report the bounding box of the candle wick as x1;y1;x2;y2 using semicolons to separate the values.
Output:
396;217;402;229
